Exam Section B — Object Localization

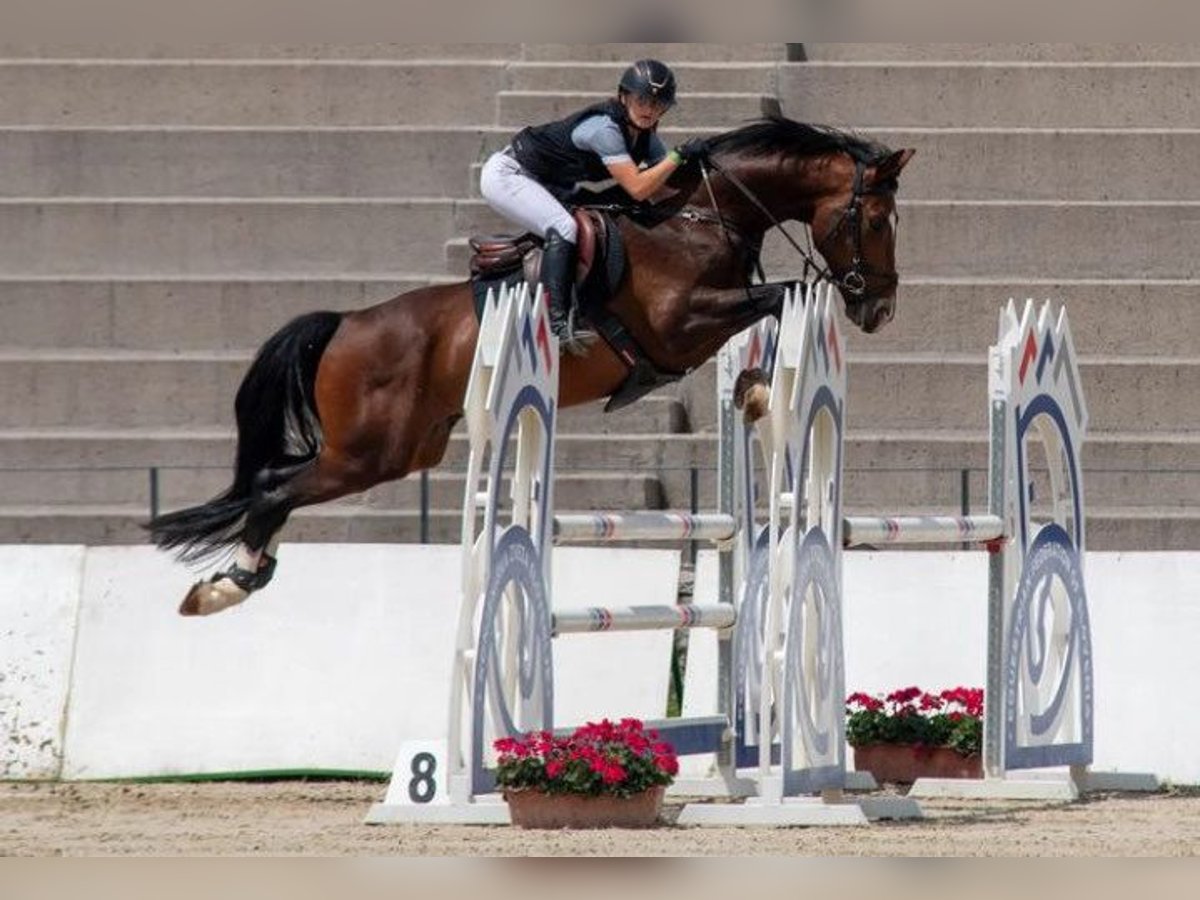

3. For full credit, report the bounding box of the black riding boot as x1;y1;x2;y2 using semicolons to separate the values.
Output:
541;228;590;354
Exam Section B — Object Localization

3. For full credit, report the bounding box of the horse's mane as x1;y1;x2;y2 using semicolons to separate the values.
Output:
708;116;890;165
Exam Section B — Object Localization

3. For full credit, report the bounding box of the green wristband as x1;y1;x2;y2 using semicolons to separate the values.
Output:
668;149;683;165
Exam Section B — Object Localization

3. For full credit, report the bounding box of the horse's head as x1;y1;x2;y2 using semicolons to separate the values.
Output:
812;148;915;334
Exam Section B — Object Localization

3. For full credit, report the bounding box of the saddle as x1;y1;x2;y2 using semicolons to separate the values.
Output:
469;209;608;287
469;206;682;415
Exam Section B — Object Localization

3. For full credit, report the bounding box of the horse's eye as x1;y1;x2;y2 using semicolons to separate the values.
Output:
869;217;887;233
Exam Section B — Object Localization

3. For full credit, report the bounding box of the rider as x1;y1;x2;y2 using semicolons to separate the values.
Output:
479;59;707;351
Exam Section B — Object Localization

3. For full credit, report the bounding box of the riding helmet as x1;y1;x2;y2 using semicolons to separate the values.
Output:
618;59;677;107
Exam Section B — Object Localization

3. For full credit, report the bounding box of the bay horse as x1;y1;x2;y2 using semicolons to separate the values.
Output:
148;116;914;615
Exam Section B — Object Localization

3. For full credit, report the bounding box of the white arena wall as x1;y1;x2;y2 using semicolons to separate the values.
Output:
2;544;1197;785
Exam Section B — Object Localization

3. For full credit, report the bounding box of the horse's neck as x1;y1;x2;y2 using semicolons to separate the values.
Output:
607;155;842;371
699;154;841;240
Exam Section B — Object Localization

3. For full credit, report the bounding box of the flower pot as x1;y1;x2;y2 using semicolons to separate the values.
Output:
503;786;665;829
853;743;982;784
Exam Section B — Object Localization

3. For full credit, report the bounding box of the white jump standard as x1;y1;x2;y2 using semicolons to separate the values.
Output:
367;282;1153;827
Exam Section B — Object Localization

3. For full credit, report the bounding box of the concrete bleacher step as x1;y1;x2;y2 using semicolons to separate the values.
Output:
867;129;1200;202
5;348;1197;436
7;275;1191;358
675;354;1200;435
0;277;446;351
0;200;464;276
778;63;1200;128
0;43;528;60
0;429;716;473
807;44;1200;62
844;279;1200;358
522;44;788;63
9;198;1200;281
11;126;1200;205
767;201;1200;280
0;128;510;199
504;62;778;95
496;92;771;130
0;43;786;62
0;61;516;127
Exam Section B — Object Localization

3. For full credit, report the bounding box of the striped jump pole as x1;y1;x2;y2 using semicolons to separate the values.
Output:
553;512;736;543
552;604;737;636
843;515;1005;548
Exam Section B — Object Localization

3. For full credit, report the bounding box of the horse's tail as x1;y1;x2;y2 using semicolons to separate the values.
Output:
146;310;343;564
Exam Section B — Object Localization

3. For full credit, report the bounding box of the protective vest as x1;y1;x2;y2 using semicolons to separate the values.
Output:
510;99;657;197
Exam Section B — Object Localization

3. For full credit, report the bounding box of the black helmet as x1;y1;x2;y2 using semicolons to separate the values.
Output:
618;59;677;107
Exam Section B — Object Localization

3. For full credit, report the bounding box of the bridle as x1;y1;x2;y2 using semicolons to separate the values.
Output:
692;154;900;303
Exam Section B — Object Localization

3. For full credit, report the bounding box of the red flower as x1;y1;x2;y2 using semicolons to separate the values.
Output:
493;737;519;755
655;754;679;776
546;760;565;779
601;764;627;785
887;686;922;704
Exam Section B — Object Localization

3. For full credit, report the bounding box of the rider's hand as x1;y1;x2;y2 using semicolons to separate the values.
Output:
672;138;710;166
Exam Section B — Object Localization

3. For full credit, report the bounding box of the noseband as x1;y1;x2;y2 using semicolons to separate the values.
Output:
697;155;899;303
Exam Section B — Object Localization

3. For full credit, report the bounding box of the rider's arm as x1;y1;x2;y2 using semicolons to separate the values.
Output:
605;156;681;202
573;115;682;203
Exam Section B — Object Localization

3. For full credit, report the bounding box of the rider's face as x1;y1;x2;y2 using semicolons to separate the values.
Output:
623;94;670;130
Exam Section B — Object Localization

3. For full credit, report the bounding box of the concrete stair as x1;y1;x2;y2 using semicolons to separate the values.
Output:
672;356;1200;436
0;128;510;198
12;126;1200;204
805;44;1200;62
1;42;1198;550
5;198;1200;280
778;63;1200;128
0;43;785;62
0;278;446;350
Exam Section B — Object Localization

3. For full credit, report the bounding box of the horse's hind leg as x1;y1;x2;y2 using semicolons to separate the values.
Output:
178;453;360;617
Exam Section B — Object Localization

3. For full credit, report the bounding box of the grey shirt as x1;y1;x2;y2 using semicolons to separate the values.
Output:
571;114;668;167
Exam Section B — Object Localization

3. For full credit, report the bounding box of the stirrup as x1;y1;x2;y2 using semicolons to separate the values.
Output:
559;307;598;357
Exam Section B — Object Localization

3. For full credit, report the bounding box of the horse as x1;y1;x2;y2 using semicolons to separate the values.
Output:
147;116;915;616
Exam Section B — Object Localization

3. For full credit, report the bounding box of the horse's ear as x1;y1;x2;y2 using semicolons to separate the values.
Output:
869;148;916;185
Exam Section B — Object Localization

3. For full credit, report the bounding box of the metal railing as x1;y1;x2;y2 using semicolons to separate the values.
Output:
4;461;1200;546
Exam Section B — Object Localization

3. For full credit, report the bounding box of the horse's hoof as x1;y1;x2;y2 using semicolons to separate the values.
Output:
179;578;249;617
741;383;771;425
